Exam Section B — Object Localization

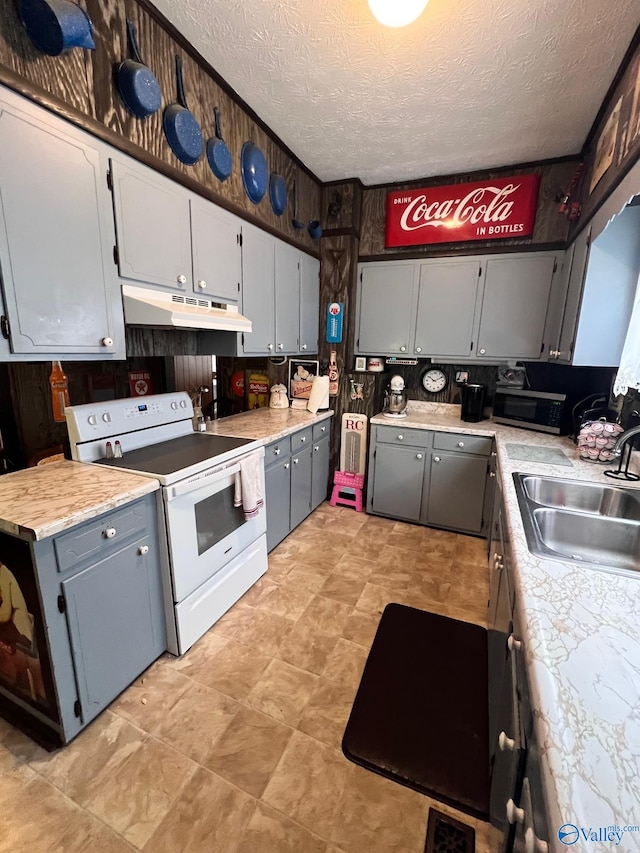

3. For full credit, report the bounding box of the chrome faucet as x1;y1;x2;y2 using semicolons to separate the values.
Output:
612;424;640;456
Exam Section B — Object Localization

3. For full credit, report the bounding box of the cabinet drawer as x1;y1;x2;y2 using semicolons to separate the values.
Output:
432;432;492;456
291;427;313;451
54;500;149;573
312;420;330;441
264;437;291;468
375;426;431;448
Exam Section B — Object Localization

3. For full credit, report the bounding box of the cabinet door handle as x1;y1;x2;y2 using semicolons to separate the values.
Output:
138;545;149;556
397;434;404;441
489;471;496;478
104;527;117;539
415;346;422;353
506;799;525;825
416;453;423;460
197;280;207;289
293;458;299;464
320;426;326;432
284;463;290;469
433;456;441;463
479;348;486;355
549;349;559;357
278;343;284;350
457;441;464;448
525;828;549;853
491;450;497;458
507;634;522;652
274;447;281;455
301;344;307;350
494;556;504;570
177;274;187;285
498;731;515;751
101;337;113;347
400;345;407;352
267;344;274;351
314;445;320;451
300;436;307;442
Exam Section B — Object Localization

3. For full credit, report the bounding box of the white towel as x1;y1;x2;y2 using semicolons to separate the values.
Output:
233;452;264;520
307;375;330;414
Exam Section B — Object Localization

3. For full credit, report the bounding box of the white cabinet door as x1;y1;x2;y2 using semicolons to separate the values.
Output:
299;253;320;354
190;199;242;303
110;158;192;293
275;241;300;354
242;224;275;354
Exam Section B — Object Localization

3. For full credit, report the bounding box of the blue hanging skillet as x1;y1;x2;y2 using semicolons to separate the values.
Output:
269;173;287;216
241;141;268;205
18;0;94;56
115;20;161;119
163;55;203;166
206;108;232;182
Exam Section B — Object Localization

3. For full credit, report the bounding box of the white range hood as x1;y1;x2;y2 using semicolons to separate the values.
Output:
122;285;252;333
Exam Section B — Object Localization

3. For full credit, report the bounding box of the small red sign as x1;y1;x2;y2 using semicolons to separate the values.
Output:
385;174;540;247
128;370;152;397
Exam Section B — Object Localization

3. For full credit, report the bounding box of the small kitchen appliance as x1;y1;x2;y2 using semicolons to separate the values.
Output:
460;383;486;423
493;388;572;434
383;375;408;419
65;393;266;655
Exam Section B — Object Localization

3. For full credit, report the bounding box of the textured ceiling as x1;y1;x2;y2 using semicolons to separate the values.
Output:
151;0;640;184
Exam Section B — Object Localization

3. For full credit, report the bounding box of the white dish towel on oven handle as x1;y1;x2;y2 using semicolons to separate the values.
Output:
233;452;264;520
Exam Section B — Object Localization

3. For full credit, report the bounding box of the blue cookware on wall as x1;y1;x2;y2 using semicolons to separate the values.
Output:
206;108;232;182
269;173;287;216
163;55;203;166
241;141;268;205
18;0;95;56
115;20;162;119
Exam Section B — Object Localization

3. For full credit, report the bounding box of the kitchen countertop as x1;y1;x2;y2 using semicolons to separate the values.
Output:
374;402;640;850
206;406;333;443
0;460;159;541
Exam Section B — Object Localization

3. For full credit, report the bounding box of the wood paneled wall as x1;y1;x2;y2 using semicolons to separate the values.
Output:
358;158;580;259
0;0;322;252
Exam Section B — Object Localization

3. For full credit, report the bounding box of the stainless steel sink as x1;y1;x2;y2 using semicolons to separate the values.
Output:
521;475;640;520
513;473;640;575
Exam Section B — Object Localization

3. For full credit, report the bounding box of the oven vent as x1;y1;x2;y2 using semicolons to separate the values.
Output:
124;285;252;333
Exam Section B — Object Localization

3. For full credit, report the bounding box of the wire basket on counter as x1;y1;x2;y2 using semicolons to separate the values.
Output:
576;418;624;463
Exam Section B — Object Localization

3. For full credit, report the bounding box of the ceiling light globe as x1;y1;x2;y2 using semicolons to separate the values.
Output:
367;0;429;27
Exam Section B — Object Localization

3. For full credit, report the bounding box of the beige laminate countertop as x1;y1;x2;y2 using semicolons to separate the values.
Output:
374;402;640;851
0;460;159;541
205;407;333;443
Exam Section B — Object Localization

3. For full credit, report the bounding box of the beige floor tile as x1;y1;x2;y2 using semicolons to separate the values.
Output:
220;607;295;657
298;595;353;636
410;572;452;607
238;801;328;852
55;808;137;853
143;766;256;853
83;736;197;848
281;562;334;592
265;552;296;582
354;582;397;616
0;717;49;765
367;564;415;591
185;638;272;700
152;681;240;762
318;572;367;606
276;622;339;675
297;678;356;750
331;764;429;853
322;638;368;689
412;550;456;573
262;730;350;838
344;537;395;562
166;629;230;676
252;583;316;619
246;658;319;725
341;610;381;648
370;544;417;572
110;660;192;732
240;576;280;607
205;706;293;797
455;533;489;565
208;602;255;638
30;711;145;806
333;553;379;580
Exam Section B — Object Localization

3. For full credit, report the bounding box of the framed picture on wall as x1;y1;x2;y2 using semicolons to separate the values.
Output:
354;357;367;371
288;360;319;400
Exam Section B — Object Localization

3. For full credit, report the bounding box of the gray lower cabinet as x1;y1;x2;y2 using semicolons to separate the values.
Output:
264;420;332;552
368;425;493;535
0;493;167;744
0;89;123;359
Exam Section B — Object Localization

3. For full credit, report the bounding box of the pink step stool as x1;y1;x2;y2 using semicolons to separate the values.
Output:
330;470;365;512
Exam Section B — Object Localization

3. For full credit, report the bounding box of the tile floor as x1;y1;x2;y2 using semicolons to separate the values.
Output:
0;503;502;853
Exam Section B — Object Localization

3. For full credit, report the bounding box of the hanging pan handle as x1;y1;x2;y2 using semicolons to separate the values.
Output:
214;106;224;141
175;55;188;108
126;19;144;64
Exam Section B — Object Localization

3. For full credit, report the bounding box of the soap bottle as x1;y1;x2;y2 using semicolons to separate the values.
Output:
49;361;70;422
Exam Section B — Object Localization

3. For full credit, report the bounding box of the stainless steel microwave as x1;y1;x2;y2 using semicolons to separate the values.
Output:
492;389;571;434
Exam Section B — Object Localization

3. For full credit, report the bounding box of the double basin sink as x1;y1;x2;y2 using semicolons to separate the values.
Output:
513;473;640;575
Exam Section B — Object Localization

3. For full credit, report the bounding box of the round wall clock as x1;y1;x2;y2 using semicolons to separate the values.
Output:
421;368;448;394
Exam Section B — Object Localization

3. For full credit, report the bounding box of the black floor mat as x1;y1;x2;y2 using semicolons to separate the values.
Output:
342;603;490;820
425;808;475;853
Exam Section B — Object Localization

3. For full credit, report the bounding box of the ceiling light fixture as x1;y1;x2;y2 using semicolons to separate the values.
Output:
367;0;429;28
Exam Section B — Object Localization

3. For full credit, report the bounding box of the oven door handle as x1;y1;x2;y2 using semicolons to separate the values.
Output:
165;462;241;501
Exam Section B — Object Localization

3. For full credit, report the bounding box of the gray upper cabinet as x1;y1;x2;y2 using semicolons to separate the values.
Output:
476;255;557;360
355;262;417;355
414;259;481;358
242;223;276;354
110;158;192;293
299;254;320;354
0;94;123;358
190;198;241;302
275;241;300;354
552;229;590;363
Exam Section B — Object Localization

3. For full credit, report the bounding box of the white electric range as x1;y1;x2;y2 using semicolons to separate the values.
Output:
65;392;267;654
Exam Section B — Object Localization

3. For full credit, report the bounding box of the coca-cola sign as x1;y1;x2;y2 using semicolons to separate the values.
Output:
385;174;540;247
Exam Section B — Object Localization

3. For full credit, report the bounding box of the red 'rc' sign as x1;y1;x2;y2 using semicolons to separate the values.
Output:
385;174;540;248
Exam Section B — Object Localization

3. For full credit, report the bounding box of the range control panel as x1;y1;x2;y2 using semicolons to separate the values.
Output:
66;392;194;445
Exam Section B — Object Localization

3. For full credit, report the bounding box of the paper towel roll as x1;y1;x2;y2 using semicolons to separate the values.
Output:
307;375;330;414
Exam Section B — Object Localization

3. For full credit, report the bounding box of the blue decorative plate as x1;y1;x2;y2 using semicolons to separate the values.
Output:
241;141;268;204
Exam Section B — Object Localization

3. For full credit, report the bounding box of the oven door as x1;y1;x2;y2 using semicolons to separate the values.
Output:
163;451;266;602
